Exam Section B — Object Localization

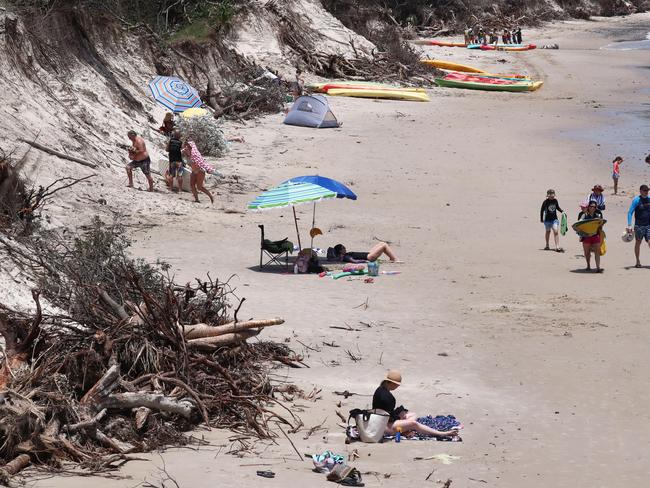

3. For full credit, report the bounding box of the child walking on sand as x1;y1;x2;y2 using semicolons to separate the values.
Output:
612;156;623;195
540;189;565;252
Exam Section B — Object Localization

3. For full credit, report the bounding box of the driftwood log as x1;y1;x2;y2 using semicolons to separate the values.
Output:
187;330;260;350
183;318;284;340
18;138;98;168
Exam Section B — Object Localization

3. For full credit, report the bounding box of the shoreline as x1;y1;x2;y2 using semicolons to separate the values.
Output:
31;12;650;488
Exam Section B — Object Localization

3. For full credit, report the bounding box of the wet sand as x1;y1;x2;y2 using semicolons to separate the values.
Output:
32;13;650;488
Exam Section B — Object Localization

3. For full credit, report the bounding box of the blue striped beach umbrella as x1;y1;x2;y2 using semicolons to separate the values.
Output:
148;76;203;113
248;181;338;250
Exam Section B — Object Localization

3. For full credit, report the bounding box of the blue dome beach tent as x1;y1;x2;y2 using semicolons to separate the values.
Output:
283;95;339;128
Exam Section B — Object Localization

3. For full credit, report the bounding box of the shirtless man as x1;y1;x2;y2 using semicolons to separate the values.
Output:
125;130;154;192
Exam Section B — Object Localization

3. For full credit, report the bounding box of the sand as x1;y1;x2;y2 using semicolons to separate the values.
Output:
29;13;650;488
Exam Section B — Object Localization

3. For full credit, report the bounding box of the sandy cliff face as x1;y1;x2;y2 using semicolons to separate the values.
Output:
0;0;373;309
0;0;371;213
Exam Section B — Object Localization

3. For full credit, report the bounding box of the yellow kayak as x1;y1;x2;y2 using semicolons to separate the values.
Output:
326;88;430;102
420;59;486;73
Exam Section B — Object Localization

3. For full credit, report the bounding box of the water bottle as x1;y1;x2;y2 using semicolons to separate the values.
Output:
293;263;298;274
395;427;402;443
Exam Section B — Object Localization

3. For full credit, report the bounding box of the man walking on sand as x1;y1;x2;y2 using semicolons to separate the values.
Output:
126;130;153;192
627;184;650;268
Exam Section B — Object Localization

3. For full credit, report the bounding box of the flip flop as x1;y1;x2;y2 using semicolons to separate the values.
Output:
635;263;642;268
556;248;564;253
544;246;550;250
256;470;276;478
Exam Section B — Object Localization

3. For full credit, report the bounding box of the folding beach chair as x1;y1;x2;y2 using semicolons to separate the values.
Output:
258;225;292;270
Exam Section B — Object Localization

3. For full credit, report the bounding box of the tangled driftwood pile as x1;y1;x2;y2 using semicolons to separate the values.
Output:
0;218;302;480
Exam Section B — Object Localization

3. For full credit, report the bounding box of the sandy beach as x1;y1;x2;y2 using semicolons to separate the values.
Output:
29;13;650;488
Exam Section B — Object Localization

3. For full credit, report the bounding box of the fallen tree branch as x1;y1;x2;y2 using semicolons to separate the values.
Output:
183;318;284;340
18;139;98;168
186;330;260;350
99;392;195;418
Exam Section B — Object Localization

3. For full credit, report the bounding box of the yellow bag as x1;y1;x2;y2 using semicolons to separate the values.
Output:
599;229;607;256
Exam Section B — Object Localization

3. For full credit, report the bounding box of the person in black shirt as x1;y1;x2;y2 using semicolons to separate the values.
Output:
540;189;565;252
372;370;458;438
166;130;184;193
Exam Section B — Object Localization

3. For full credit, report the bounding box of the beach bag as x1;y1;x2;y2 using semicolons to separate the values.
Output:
599;229;607;256
560;213;568;236
349;409;389;443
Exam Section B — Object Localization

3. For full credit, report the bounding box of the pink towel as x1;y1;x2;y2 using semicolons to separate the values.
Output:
187;141;214;173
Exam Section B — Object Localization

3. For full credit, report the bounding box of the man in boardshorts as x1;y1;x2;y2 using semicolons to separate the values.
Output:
126;130;154;192
627;184;650;268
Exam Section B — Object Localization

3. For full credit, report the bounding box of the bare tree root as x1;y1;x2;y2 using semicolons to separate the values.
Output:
0;218;303;473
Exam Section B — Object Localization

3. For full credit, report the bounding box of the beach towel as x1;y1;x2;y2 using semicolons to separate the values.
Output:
187;141;214;173
417;415;461;431
312;450;345;473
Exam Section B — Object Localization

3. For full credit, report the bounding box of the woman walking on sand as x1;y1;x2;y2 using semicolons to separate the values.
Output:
577;201;605;272
182;140;214;204
612;156;623;195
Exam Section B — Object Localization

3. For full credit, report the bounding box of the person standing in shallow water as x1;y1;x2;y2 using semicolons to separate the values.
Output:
540;189;564;252
626;184;650;268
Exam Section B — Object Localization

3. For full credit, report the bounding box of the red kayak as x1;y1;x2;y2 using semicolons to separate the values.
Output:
480;44;536;51
443;73;528;85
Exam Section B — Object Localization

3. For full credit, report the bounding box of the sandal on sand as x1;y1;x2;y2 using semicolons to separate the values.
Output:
635;263;642;268
556;248;564;253
596;268;604;273
544;246;550;250
256;470;275;478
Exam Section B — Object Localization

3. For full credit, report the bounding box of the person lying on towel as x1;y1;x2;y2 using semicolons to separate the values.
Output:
328;242;399;263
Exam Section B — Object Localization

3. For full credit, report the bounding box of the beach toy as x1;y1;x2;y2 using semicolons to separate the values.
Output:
367;261;379;277
333;270;367;280
572;218;606;237
622;230;634;242
310;227;323;238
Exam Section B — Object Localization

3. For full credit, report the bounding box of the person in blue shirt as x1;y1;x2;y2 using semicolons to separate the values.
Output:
627;184;650;268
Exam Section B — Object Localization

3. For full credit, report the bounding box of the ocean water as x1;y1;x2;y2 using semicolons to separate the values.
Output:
602;31;650;50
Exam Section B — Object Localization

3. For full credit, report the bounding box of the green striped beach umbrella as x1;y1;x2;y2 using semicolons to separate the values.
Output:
248;181;337;250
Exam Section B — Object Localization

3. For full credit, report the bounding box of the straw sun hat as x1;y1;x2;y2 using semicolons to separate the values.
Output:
384;370;402;386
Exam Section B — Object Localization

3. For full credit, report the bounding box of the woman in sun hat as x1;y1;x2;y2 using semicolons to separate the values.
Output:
372;370;459;438
586;184;606;212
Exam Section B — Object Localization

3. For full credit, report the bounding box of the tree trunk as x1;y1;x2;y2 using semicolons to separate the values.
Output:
186;330;260;350
183;318;284;340
99;392;194;418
